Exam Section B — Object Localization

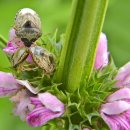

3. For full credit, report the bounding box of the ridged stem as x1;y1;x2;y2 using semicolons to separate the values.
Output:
55;0;109;92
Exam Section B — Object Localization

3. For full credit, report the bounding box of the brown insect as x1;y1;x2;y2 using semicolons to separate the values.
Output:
14;8;42;47
12;8;55;75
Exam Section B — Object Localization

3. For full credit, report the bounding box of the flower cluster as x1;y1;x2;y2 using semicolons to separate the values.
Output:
0;29;64;127
1;27;130;130
88;32;130;130
95;32;130;130
100;62;130;130
0;72;64;127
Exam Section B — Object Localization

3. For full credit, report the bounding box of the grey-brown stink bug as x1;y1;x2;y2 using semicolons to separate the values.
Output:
11;8;55;75
29;46;55;74
12;46;55;75
14;8;42;47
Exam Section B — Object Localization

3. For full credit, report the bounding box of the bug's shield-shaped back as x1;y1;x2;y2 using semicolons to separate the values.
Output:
29;46;55;75
12;47;29;67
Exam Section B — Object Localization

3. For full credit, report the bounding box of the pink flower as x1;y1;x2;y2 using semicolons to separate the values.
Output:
3;28;33;63
26;54;33;64
115;62;130;88
94;32;108;69
0;72;19;97
100;88;130;130
0;71;64;126
0;71;38;120
10;89;34;121
82;128;90;130
8;28;24;47
3;28;24;55
27;92;64;127
3;42;18;54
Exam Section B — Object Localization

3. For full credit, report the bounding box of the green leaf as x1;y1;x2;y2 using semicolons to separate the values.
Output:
0;35;7;48
42;119;65;130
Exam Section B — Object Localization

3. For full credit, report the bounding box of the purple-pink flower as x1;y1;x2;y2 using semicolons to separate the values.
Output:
3;42;18;55
0;71;64;126
0;72;19;97
27;92;64;127
10;89;34;121
100;88;130;130
82;128;90;130
0;71;38;120
3;28;24;54
3;28;33;63
94;32;108;69
115;62;130;88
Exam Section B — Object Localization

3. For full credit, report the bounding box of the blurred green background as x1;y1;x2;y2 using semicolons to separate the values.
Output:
0;0;130;130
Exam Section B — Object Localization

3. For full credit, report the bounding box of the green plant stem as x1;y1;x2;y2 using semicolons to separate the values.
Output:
55;0;109;92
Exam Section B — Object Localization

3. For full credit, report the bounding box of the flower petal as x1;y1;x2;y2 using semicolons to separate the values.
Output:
9;28;16;41
26;54;33;64
107;88;130;102
0;72;19;97
17;80;38;94
94;32;108;69
38;92;64;112
26;106;63;127
3;28;24;55
83;128;90;130
3;42;17;54
101;109;130;130
27;93;65;127
30;97;42;107
8;28;24;47
115;62;130;88
101;101;130;115
10;89;33;121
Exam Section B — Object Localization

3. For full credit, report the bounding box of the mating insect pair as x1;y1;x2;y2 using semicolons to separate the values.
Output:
11;8;55;75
